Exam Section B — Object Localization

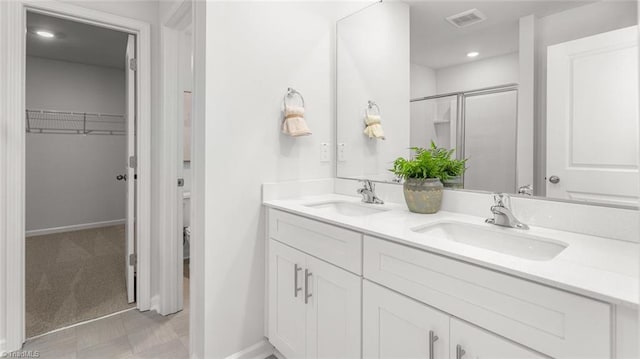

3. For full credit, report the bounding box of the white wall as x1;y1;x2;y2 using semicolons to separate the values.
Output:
336;1;411;182
25;56;126;232
200;2;364;357
436;52;519;94
533;0;638;195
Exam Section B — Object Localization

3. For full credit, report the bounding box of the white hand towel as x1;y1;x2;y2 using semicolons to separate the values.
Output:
363;114;385;140
282;105;312;137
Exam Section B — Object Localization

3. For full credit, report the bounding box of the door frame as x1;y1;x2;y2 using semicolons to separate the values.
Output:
0;0;152;351
158;0;192;316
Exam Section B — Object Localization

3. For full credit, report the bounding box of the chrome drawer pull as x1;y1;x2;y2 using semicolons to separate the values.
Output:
294;264;302;297
429;330;439;359
304;269;312;304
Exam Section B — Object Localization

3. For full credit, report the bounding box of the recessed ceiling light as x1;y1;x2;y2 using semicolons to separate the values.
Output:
36;30;55;38
467;51;479;58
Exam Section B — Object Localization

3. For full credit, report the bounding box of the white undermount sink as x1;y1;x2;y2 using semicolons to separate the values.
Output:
412;221;568;261
304;201;390;217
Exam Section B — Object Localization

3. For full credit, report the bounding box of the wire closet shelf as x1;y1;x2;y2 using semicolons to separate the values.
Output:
26;109;126;135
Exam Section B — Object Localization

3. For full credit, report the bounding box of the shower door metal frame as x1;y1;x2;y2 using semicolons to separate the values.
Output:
410;83;519;186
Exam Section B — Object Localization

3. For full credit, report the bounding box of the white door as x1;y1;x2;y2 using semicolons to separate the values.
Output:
546;26;639;206
305;256;361;359
450;319;543;359
125;34;136;304
268;240;307;359
362;280;449;359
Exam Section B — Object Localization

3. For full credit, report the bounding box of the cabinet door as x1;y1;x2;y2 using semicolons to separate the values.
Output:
450;319;544;359
269;240;307;359
363;280;449;359
305;255;361;359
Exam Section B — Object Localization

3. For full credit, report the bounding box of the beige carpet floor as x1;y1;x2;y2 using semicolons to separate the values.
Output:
26;225;135;338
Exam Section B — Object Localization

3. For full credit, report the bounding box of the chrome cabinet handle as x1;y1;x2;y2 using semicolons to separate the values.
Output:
304;269;312;304
548;175;560;184
429;330;439;359
294;264;302;298
456;345;466;359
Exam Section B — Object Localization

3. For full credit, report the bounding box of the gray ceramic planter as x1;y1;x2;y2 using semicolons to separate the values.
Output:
443;176;463;189
403;178;443;214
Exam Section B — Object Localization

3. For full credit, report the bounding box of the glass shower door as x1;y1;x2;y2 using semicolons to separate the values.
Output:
463;90;518;193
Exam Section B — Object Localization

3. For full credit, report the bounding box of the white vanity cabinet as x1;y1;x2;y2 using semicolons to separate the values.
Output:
363;280;543;359
362;235;611;359
268;236;361;359
265;208;636;359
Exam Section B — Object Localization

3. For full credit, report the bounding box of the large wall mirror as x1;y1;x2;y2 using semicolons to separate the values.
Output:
336;0;639;208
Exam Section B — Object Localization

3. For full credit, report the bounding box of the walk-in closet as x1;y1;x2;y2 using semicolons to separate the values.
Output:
25;11;133;338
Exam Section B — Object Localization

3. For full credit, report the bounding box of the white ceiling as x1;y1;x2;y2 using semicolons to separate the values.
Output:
27;12;129;69
409;1;594;69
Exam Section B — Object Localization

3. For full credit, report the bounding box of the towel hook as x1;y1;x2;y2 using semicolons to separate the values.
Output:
366;100;380;116
284;87;305;108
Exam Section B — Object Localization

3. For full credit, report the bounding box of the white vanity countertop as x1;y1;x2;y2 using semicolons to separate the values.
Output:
264;194;639;307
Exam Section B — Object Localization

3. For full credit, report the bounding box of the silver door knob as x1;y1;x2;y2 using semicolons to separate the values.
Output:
548;175;560;184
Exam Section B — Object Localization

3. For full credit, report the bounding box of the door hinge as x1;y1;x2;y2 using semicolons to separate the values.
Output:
178;178;184;187
129;253;137;266
129;58;137;71
129;155;137;169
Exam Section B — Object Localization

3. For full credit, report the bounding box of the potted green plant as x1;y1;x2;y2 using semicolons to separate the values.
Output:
390;142;467;214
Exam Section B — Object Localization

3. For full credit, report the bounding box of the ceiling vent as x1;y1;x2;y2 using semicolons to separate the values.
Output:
446;9;487;28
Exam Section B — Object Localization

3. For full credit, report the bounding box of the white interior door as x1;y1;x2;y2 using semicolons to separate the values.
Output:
125;34;136;304
546;26;639;206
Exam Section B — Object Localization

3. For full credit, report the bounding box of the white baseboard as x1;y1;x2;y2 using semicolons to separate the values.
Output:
25;219;126;237
225;339;275;359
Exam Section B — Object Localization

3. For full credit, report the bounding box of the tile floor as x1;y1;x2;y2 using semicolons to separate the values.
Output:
20;277;190;359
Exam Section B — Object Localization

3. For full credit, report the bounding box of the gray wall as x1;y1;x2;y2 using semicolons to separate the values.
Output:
26;56;126;232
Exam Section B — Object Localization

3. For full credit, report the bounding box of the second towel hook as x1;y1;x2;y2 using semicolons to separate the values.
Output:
366;100;380;116
284;87;305;108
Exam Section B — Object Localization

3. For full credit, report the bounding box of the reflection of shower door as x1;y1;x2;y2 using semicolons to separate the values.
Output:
463;90;518;193
409;95;458;150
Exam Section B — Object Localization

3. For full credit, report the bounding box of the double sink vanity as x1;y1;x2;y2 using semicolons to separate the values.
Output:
264;3;639;357
262;181;638;359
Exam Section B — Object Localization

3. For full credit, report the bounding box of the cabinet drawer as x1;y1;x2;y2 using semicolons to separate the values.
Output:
269;209;362;274
451;318;544;359
363;235;611;359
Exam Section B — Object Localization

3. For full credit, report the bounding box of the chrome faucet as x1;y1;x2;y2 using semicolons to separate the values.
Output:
517;184;533;196
357;180;384;204
485;193;529;230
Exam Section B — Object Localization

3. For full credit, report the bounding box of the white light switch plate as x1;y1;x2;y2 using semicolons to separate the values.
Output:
320;143;330;162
